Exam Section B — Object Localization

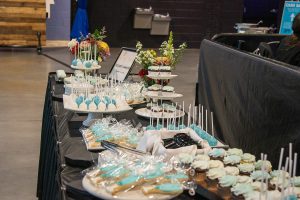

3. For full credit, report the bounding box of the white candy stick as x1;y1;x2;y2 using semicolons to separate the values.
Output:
162;105;164;128
289;143;292;177
94;44;96;60
278;148;284;170
74;43;77;60
182;101;185;126
259;153;264;200
198;104;201;126
188;104;191;127
281;166;286;200
211;111;214;137
205;109;208;132
264;154;268;200
292;153;297;194
178;105;180;128
201;105;204;129
167;116;169;129
192;106;195;124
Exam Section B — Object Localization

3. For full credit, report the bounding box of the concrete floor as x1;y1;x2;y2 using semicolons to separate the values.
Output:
0;47;199;199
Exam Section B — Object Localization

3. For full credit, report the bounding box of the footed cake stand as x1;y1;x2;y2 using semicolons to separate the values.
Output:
63;95;132;126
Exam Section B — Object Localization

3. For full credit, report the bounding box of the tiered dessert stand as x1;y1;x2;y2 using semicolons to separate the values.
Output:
63;75;133;126
135;73;184;119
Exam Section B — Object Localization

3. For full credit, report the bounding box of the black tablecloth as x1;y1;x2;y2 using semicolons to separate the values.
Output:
37;73;217;200
197;40;300;173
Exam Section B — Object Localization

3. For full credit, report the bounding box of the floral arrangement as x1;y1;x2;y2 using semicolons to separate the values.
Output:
68;27;110;63
136;31;187;86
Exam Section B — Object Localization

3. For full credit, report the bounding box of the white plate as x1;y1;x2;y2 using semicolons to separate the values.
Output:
71;65;102;70
82;176;180;200
63;95;132;114
135;108;185;119
145;91;183;100
147;75;178;80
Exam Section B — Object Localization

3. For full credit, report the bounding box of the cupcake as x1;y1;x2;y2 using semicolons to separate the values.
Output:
225;166;240;176
223;155;241;167
292;176;300;187
270;170;290;179
241;153;256;164
208;148;226;161
208;160;224;169
237;163;255;176
217;175;237;197
206;168;226;188
254;160;272;172
231;183;254;200
177;153;194;168
251;181;268;192
236;175;253;184
269;176;289;190
246;190;282;200
227;148;243;156
191;160;209;181
250;170;271;182
194;154;210;161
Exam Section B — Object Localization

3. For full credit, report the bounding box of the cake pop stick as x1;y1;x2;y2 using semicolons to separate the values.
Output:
74;43;77;60
201;106;204;129
259;153;264;200
211;112;214;137
188;104;191;127
289;143;292;176
278;148;284;170
205;109;208;132
192;106;195;125
182;101;185;125
162;105;165;128
198;104;201;127
264;154;268;200
276;148;285;190
281;166;286;200
178;105;182;128
167;115;169;130
292;153;297;194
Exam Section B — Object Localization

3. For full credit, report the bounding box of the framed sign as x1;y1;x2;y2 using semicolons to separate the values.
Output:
279;1;300;35
108;47;137;82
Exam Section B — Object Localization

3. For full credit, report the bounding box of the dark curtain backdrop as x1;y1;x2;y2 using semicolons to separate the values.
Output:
198;40;300;174
81;0;243;48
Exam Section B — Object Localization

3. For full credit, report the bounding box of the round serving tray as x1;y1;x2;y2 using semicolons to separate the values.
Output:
82;175;180;200
147;75;178;80
71;64;102;71
63;95;132;114
135;108;185;119
145;91;183;100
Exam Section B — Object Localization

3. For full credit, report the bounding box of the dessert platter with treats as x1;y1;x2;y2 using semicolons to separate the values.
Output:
68;27;110;71
82;149;196;200
182;142;300;200
80;116;143;151
63;74;139;126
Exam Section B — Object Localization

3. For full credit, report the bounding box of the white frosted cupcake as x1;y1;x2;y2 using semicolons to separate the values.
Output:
225;166;240;176
208;160;224;169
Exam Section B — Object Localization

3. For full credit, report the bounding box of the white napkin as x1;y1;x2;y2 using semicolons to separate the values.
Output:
137;128;212;159
56;70;66;79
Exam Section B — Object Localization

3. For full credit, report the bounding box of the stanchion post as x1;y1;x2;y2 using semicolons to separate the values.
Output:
37;32;42;55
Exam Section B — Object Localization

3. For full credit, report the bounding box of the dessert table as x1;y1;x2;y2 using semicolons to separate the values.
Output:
36;73;224;200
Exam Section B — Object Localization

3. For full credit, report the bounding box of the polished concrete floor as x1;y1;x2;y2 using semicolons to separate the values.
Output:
0;47;199;199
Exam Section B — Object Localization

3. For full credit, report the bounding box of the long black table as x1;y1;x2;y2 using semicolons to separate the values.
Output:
37;73;220;200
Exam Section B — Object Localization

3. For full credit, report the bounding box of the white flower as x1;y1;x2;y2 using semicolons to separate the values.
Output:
68;39;77;48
